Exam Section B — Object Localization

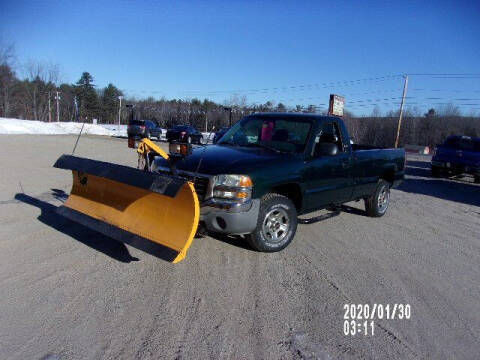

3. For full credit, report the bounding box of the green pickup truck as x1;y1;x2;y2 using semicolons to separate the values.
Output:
153;113;405;252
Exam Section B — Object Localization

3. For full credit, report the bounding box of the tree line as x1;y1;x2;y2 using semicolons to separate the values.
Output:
0;41;479;149
343;107;480;149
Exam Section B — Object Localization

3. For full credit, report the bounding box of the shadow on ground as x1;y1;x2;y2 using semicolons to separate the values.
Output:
15;190;142;263
399;163;480;207
205;232;252;251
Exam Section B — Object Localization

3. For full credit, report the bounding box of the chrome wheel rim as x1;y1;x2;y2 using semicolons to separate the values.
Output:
262;207;289;243
377;186;389;212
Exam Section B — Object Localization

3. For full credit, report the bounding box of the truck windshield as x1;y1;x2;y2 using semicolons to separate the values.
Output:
218;117;312;153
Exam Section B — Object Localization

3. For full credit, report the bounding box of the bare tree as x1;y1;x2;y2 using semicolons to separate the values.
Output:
438;103;461;117
0;38;15;66
371;105;382;118
21;61;61;120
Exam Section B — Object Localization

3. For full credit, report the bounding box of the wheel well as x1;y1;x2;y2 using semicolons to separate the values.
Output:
381;168;395;184
270;183;302;211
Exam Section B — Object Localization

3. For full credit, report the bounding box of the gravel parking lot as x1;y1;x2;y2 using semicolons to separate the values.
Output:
0;135;479;359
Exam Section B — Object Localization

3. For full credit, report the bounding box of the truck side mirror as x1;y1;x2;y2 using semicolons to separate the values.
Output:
318;142;339;156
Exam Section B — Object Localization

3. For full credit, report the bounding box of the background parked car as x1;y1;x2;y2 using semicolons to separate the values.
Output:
166;125;204;144
127;120;162;140
432;135;480;183
213;127;229;143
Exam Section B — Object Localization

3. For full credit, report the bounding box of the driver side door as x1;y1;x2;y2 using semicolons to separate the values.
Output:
303;120;353;210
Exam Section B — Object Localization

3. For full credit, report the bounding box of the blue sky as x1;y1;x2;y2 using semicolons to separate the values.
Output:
1;0;479;115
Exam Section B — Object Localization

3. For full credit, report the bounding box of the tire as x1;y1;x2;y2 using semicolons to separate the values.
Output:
247;193;298;252
431;165;441;177
365;180;390;217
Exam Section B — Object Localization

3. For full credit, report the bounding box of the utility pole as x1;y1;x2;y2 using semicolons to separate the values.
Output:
395;75;409;148
118;95;123;135
223;107;232;127
48;92;52;122
55;91;60;122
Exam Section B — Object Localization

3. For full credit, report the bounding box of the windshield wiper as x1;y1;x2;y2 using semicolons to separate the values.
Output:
243;142;286;153
218;140;238;146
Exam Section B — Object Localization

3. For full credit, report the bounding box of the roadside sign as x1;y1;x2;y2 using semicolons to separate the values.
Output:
328;94;345;116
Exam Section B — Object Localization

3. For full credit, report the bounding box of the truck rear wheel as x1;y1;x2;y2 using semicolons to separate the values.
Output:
247;193;297;252
365;180;390;217
431;165;441;177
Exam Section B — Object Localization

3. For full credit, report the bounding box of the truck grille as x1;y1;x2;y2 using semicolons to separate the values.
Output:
156;170;210;201
181;174;210;201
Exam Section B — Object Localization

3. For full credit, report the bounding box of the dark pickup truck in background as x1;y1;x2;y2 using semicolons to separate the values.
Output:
154;113;405;252
432;135;480;183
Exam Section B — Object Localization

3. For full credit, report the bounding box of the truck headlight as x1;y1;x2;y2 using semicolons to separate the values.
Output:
213;175;253;201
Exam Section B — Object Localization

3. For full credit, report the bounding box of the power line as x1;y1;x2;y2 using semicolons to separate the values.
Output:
411;88;480;93
407;73;480;76
115;73;480;116
179;75;403;96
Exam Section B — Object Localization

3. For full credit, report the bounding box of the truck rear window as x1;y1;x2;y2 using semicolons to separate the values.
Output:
445;137;480;151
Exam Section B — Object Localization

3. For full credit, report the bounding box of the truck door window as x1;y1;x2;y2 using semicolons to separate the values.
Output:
314;122;344;156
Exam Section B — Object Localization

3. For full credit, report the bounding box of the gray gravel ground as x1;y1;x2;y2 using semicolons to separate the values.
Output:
0;135;479;359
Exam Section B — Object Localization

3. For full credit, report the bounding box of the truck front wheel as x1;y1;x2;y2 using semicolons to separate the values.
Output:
431;165;441;177
365;180;390;217
247;193;298;252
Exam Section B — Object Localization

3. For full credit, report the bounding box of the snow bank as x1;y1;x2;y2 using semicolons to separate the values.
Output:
0;118;217;142
202;132;215;143
0;118;125;136
99;124;128;136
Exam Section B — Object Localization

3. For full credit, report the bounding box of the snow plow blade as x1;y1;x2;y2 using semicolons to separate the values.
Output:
54;155;199;263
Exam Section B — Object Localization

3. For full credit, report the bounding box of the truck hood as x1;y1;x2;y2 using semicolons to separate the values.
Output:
154;144;298;175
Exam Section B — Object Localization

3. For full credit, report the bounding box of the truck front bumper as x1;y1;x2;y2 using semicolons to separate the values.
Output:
200;199;260;235
432;160;480;175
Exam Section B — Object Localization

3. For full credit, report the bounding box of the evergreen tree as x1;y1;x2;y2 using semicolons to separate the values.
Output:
75;72;100;121
101;83;123;123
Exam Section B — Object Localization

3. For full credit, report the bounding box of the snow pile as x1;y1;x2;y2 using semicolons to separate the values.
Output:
99;124;128;137
0;118;219;142
202;132;215;143
0;118;122;136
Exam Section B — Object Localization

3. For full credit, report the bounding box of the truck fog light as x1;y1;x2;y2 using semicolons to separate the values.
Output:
216;216;227;229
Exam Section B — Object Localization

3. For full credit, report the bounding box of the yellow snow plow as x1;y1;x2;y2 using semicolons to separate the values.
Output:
54;139;199;263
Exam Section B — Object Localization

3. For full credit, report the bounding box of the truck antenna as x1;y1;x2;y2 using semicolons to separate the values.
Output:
71;96;87;155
